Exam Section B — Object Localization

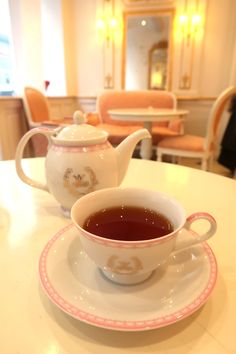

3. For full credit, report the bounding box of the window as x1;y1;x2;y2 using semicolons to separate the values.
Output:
0;0;14;95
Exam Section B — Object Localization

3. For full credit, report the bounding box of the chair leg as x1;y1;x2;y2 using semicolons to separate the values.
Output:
208;156;214;172
176;156;182;164
201;158;208;171
157;151;163;162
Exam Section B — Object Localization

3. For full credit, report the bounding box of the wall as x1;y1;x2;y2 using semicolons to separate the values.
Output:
41;0;66;95
65;0;104;97
61;0;78;95
199;0;236;95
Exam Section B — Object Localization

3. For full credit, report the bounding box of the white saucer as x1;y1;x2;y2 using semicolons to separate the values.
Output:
39;224;217;331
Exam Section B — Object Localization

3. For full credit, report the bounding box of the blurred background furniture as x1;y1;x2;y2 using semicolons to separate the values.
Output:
156;86;236;170
108;107;188;159
86;90;185;157
23;87;73;156
23;86;53;128
23;86;73;128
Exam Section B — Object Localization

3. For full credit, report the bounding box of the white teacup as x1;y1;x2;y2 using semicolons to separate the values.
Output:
71;187;217;285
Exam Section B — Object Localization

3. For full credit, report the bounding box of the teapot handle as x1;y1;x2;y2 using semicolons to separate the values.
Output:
15;127;56;192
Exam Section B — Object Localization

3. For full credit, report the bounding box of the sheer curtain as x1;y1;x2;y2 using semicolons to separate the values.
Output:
0;0;14;95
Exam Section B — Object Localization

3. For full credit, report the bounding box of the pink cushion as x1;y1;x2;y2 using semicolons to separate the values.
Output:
158;135;205;152
85;112;101;126
97;123;143;145
97;123;181;146
152;126;180;145
168;118;183;132
97;90;176;126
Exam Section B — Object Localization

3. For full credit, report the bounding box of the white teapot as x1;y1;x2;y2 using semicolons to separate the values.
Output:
15;111;150;216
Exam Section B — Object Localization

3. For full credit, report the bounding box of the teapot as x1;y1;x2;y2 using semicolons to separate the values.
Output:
15;111;151;216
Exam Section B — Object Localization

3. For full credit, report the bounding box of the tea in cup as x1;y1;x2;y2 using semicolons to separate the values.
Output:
71;187;217;285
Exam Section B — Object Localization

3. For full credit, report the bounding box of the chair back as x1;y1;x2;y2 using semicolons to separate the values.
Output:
205;86;236;151
23;87;51;127
96;90;177;126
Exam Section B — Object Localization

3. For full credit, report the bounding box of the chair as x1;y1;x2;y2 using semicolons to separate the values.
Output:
23;86;52;128
156;86;236;171
23;86;73;156
23;86;73;128
86;90;184;146
23;87;53;157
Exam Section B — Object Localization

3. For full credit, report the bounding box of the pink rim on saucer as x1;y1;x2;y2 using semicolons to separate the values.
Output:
39;224;217;331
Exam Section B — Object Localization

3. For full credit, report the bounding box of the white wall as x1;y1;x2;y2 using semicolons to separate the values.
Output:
68;0;104;97
199;0;236;95
61;0;78;95
41;0;66;95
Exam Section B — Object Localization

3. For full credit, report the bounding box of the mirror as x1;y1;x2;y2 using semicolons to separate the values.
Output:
122;10;174;91
148;40;168;90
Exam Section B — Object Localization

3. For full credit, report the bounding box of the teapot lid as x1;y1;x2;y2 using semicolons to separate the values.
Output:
52;111;108;146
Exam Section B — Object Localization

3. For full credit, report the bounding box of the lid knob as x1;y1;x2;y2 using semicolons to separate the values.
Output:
73;110;85;125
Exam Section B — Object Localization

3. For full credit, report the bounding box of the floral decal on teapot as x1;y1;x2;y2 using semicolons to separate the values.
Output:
107;255;143;275
63;166;98;197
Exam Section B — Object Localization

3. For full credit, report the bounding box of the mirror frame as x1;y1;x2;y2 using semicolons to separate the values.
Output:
121;9;174;91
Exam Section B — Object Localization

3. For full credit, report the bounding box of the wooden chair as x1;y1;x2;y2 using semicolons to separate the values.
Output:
156;86;236;171
86;90;184;146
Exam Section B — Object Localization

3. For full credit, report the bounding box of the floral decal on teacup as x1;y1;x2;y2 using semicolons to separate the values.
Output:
107;255;143;275
63;166;98;197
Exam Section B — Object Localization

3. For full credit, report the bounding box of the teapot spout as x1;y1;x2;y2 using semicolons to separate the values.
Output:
115;128;151;185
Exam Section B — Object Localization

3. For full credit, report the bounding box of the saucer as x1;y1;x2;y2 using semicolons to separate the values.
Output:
39;224;217;331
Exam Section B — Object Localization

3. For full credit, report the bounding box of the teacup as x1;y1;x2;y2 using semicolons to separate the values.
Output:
71;187;217;285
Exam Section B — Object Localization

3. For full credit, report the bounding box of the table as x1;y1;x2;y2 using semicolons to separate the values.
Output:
108;108;189;159
0;157;235;353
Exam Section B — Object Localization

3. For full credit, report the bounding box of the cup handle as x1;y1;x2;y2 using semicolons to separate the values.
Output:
15;127;56;192
173;212;217;252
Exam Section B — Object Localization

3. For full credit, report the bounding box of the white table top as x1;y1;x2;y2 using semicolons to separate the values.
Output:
0;157;235;353
108;108;189;121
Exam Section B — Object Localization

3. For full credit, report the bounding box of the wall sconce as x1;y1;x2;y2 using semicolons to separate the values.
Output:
96;16;118;47
96;0;120;47
178;12;203;45
96;0;122;89
174;0;207;92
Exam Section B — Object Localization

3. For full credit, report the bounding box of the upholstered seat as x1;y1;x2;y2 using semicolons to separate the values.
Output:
95;123;143;145
158;134;205;151
157;86;236;170
88;90;184;146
